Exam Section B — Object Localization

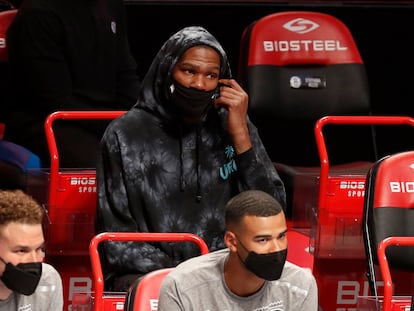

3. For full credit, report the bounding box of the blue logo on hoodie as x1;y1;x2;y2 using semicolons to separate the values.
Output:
219;145;237;180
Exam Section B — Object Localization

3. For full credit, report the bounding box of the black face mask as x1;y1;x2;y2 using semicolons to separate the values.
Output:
237;239;287;281
0;258;42;295
169;82;218;123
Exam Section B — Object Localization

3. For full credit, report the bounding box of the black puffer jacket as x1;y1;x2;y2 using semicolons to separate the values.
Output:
96;26;286;284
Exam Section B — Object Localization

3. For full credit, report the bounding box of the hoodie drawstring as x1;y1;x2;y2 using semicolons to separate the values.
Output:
195;126;202;202
179;129;185;191
178;125;202;203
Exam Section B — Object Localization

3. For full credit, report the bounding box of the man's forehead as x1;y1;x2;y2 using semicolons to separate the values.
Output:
0;222;43;247
241;214;286;232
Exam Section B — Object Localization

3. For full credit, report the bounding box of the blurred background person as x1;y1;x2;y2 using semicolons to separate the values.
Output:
1;0;141;168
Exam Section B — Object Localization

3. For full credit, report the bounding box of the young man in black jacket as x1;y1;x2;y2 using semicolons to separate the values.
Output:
96;26;286;291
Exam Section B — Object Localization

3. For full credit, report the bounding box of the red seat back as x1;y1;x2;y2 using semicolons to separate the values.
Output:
123;268;173;311
27;111;126;254
238;11;373;166
89;232;209;311
239;11;368;119
363;150;414;305
25;111;126;311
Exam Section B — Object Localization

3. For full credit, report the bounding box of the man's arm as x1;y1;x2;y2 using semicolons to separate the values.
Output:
234;123;287;210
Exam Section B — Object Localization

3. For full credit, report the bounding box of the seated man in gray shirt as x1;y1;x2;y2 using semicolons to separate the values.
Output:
0;190;63;310
158;189;318;311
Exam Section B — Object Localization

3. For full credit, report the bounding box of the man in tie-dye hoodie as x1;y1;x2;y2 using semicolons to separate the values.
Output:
96;25;286;291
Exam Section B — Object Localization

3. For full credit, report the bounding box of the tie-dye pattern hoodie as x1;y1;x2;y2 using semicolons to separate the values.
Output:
96;26;286;286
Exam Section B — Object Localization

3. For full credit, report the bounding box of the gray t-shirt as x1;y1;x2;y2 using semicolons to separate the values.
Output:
0;262;63;311
158;248;318;311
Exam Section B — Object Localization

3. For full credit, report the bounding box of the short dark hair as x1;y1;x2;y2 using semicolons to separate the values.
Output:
225;190;283;228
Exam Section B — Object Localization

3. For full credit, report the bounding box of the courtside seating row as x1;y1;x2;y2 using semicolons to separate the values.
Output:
24;113;414;311
23;110;313;311
19;113;414;311
2;10;413;311
1;10;373;258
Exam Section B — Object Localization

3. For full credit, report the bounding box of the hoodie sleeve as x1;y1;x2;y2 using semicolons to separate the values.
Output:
96;126;173;279
234;121;287;210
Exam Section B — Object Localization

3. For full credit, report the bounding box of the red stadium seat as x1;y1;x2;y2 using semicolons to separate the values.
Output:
238;9;377;255
238;13;379;243
25;111;126;311
123;268;173;311
361;151;414;311
29;111;126;254
87;232;209;311
238;11;374;169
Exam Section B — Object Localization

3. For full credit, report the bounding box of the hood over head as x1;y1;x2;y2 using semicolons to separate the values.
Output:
134;26;232;117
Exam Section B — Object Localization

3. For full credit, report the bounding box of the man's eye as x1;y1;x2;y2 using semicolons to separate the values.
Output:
278;232;287;239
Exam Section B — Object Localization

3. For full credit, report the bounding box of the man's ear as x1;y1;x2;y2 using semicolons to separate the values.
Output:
224;230;237;251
